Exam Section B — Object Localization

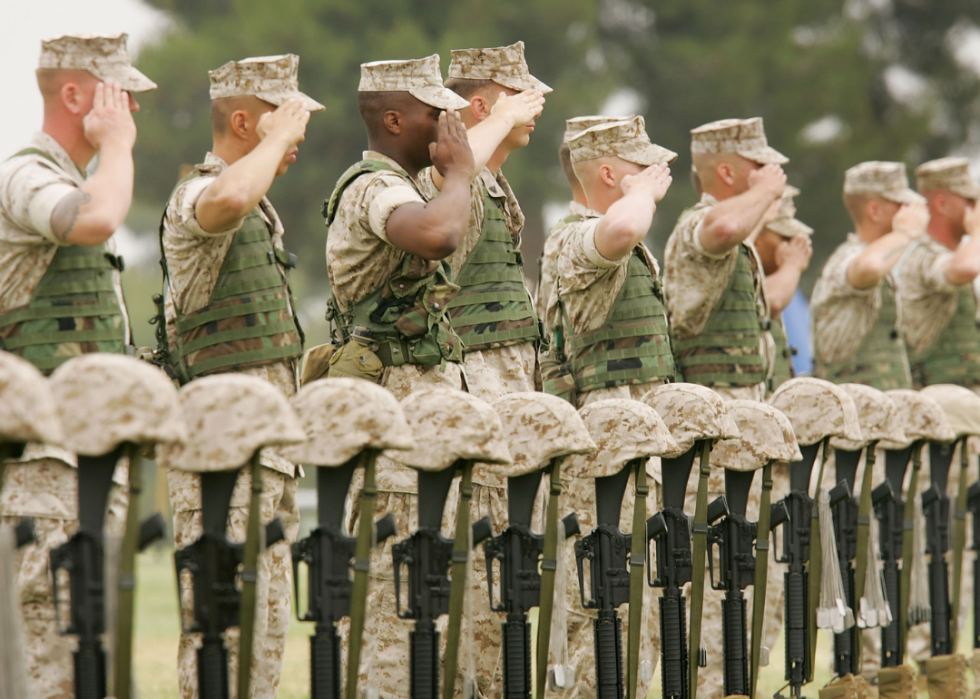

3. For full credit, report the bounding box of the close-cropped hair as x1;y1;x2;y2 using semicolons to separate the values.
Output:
445;77;498;100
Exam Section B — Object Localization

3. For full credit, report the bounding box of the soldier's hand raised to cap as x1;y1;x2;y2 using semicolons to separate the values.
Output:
256;99;310;148
83;79;137;153
430;109;475;181
892;200;929;233
489;90;545;128
747;164;787;199
775;235;813;272
621;163;672;203
964;200;980;236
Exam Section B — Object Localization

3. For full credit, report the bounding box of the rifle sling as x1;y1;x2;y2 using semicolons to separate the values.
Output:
689;439;713;696
113;443;142;699
750;461;774;699
347;449;379;699
951;438;969;649
237;451;264;699
536;457;564;699
628;458;648;699
898;444;922;660
443;459;475;699
807;438;829;678
852;443;878;673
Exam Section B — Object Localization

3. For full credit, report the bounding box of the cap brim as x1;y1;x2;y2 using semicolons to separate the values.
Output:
738;146;789;166
492;75;553;94
101;65;157;93
409;85;469;110
256;89;325;112
766;217;813;238
622;143;678;167
881;188;926;205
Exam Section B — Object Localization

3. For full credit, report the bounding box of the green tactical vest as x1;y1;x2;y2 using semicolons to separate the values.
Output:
770;316;795;392
567;249;676;393
445;178;539;351
671;243;767;387
816;277;911;390
0;148;127;375
160;167;303;384
910;282;980;387
323;160;462;368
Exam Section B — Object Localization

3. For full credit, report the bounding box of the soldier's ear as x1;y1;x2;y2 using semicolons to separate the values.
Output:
717;161;736;187
598;163;616;188
61;81;87;116
383;109;403;135
229;109;251;140
468;94;491;121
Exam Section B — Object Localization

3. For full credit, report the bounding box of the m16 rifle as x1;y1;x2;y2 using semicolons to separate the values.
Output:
969;479;980;655
828;448;861;677
923;441;956;657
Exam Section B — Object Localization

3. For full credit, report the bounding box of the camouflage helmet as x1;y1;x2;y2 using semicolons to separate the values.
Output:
0;351;63;446
710;401;802;472
769;377;862;446
919;385;980;439
386;388;511;472
156;374;306;473
280;378;415;467
831;384;906;451
49;354;185;456
879;389;955;448
640;383;739;453
564;399;680;479
485;392;595;477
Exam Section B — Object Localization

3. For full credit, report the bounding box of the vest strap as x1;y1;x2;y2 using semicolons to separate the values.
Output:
2;326;124;349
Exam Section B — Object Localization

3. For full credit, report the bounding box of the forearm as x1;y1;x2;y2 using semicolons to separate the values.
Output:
197;137;288;230
944;235;980;286
765;265;803;313
431;115;512;190
595;192;655;260
846;232;911;289
700;186;778;255
403;175;472;260
55;144;134;245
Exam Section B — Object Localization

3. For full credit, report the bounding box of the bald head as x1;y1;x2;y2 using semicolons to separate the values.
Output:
211;94;269;136
692;151;758;198
572;156;644;212
36;69;98;113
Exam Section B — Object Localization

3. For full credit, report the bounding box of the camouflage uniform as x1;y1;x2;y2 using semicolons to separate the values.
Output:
0;33;155;699
161;54;322;699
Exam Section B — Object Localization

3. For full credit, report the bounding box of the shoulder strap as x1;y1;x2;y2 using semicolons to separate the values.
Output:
323;159;413;225
951;438;970;648
443;460;476;699
536;458;565;699
852;444;878;673
750;461;774;698
8;147;58;165
688;440;713;694
898;445;923;656
628;459;648;699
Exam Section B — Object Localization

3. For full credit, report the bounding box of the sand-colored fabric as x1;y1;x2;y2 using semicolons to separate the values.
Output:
568;116;677;167
920;384;980;437
38;33;156;92
447;40;552;93
877;665;917;699
880;389;955;448
769;377;863;446
709;400;801;472
0;351;62;446
843;161;923;205
208;54;324;111
359;54;468;110
830;383;907;450
639;383;740;452
915;157;980;199
690;116;788;165
281;377;414;467
819;674;872;699
924;654;969;699
766;185;814;238
563;115;629;143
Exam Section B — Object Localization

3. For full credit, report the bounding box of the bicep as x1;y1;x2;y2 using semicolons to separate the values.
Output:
385;201;456;259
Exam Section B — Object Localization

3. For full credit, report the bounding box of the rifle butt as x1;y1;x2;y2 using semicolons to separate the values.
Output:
659;593;689;699
593;612;624;699
310;624;342;699
501;617;532;699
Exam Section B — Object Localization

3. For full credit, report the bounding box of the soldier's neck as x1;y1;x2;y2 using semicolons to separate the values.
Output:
211;138;249;167
927;216;963;251
41;118;95;172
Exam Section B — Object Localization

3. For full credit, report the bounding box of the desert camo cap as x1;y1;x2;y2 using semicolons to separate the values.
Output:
690;117;788;165
710;401;802;473
766;185;814;238
359;54;469;111
448;41;552;94
879;390;955;448
484;393;595;477
209;54;324;111
769;377;862;446
0;351;63;446
919;385;980;439
386;388;511;472
569;116;677;167
640;383;740;453
38;33;157;93
915;157;980;200
831;384;906;451
156;374;305;473
843;161;924;205
564;115;630;144
563;399;680;480
281;378;414;467
49;355;185;456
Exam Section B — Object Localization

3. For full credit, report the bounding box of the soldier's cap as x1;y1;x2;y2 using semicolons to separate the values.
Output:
49;355;185;457
564;115;631;144
769;377;862;447
0;351;63;446
448;41;552;94
640;383;740;454
569;116;678;167
281;378;414;467
919;385;980;439
690;117;788;165
915;157;980;200
842;161;924;205
484;393;595;477
564;399;679;480
710;401;802;473
831;384;906;451
766;185;814;238
210;54;324;112
386;388;511;472
879;390;954;448
38;33;156;93
359;54;469;111
156;374;306;473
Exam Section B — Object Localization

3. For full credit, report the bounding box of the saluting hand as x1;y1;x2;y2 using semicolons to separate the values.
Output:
430;109;475;181
489;90;546;128
965;200;980;237
748;164;787;199
256;99;310;148
892;200;929;234
621;163;672;203
83;79;137;153
775;235;813;272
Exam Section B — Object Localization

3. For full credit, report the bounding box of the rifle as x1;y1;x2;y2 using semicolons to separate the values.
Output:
828;448;861;678
968;479;980;654
292;457;396;699
923;441;956;657
173;463;285;699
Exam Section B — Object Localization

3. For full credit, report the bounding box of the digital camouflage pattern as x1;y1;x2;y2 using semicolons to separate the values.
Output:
709;400;801;473
485;392;595;477
208;54;324;111
766;185;813;239
37;33;156;92
281;377;414;467
569;116;677;166
830;383;906;451
358;54;468;110
156;374;306;474
563;115;628;143
920;384;980;438
842;161;923;204
447;40;552;93
915;157;980;199
689;117;788;165
769;377;862;445
0;350;62;445
640;382;740;453
536;200;592;323
880;389;955;448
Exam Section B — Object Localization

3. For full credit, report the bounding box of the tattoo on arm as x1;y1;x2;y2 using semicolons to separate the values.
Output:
51;190;92;242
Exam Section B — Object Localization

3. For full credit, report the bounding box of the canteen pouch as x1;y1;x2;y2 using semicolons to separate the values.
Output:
878;665;917;699
925;655;968;699
539;350;576;404
326;337;383;383
300;342;337;386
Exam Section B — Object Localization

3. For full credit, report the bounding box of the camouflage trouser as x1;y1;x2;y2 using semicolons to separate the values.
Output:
0;457;127;699
169;466;299;699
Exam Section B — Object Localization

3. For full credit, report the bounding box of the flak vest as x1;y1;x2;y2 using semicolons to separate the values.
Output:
670;243;768;387
158;166;303;384
323;160;462;368
446;178;539;352
910;282;980;387
770;316;795;391
0;148;127;374
816;277;911;390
